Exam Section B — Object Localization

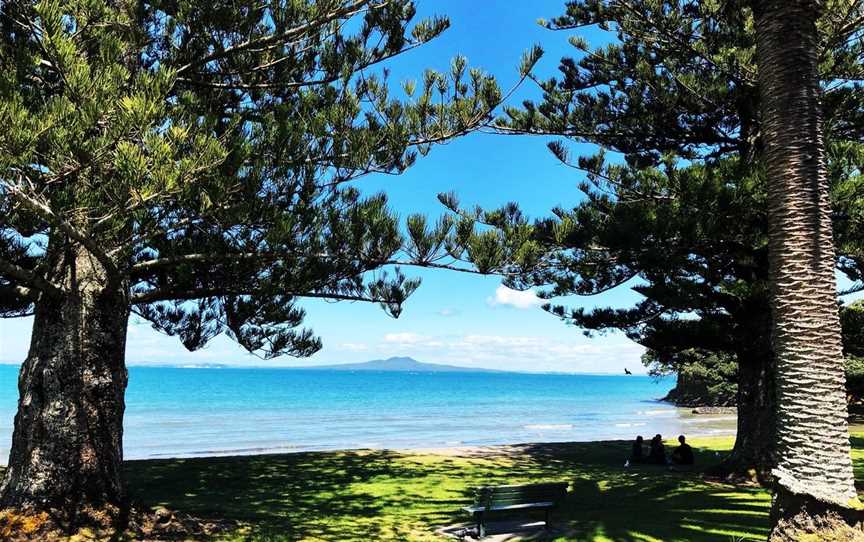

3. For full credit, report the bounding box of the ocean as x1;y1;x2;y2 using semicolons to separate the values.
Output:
0;365;735;461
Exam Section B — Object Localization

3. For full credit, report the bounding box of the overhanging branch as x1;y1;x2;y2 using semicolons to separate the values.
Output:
0;259;60;296
131;286;387;305
173;0;374;77
3;180;119;277
130;251;517;280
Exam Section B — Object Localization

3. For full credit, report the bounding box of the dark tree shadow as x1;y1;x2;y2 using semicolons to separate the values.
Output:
125;438;777;541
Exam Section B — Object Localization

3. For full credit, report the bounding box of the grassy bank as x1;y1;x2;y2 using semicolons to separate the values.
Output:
123;434;815;542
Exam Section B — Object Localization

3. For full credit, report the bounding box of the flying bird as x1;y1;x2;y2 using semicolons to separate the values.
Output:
624;368;633;375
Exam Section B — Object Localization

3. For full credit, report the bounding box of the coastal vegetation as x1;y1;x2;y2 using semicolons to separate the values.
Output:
656;305;864;408
0;0;862;539
649;350;739;408
0;0;541;530
441;0;861;535
448;0;864;487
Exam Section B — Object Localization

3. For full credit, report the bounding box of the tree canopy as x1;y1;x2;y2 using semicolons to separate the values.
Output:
0;0;542;358
437;0;864;477
0;0;552;523
449;0;864;348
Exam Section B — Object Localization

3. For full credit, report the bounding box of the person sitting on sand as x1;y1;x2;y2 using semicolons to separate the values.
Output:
671;435;694;466
648;434;667;465
630;435;645;464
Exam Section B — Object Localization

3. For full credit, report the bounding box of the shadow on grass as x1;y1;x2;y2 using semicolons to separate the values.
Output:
126;450;439;541
125;438;776;541
506;441;770;541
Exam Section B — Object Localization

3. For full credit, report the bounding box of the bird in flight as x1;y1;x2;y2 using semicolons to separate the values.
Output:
624;368;633;375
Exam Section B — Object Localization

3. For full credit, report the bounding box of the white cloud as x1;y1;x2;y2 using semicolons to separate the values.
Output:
358;330;645;374
1;313;643;373
487;285;543;310
437;308;460;317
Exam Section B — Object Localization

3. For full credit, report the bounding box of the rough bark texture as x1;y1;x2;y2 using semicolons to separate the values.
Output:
717;350;776;482
709;309;777;482
771;491;864;542
0;243;129;527
753;0;862;537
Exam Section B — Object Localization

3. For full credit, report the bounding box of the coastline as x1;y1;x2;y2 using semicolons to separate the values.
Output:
0;368;709;464
116;407;738;462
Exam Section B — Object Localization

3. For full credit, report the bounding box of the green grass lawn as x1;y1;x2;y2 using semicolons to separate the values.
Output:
123;434;827;542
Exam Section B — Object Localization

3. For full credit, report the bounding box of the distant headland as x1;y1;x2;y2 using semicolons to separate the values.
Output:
127;357;504;372
296;356;503;373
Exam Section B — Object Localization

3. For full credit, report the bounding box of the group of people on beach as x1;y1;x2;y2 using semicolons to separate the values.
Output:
630;434;693;466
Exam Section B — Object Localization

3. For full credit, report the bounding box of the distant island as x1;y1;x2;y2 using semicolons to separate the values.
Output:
297;356;503;373
119;357;647;375
124;357;504;372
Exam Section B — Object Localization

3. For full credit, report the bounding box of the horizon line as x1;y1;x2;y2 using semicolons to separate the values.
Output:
0;359;654;377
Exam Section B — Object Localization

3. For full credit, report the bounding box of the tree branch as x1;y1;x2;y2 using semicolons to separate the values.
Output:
3;180;119;277
0;259;60;296
130;252;268;277
131;286;387;305
176;39;425;91
0;283;38;301
173;0;375;77
130;251;519;281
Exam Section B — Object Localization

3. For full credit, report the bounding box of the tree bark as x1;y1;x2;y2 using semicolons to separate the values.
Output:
0;243;129;529
753;0;863;538
716;350;776;482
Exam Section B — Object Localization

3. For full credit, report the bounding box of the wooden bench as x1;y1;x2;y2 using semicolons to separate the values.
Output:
462;482;568;537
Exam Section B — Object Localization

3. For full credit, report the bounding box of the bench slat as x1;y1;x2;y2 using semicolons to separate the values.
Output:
463;501;556;513
484;498;558;505
482;492;564;499
476;483;567;490
480;490;566;497
476;485;566;493
476;490;566;501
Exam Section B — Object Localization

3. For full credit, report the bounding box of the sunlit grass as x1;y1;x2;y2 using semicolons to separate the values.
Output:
121;432;832;541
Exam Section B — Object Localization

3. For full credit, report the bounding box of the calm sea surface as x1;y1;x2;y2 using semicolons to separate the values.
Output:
0;366;734;461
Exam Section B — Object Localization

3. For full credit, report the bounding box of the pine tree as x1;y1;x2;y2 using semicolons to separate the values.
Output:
0;0;539;527
463;0;864;482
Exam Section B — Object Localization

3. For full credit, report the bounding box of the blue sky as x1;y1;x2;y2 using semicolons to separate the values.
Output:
0;1;648;374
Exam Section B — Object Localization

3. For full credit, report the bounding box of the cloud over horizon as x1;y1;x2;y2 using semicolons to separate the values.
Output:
486;285;544;310
329;330;645;374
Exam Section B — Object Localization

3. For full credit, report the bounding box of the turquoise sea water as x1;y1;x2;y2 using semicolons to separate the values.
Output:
0;365;733;461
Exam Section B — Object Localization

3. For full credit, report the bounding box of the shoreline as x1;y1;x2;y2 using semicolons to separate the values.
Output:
0;406;738;464
118;407;738;463
0;366;688;464
125;435;737;464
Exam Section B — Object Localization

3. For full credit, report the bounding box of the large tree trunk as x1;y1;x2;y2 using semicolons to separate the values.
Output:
753;0;862;538
0;243;129;529
711;308;777;481
717;350;776;482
